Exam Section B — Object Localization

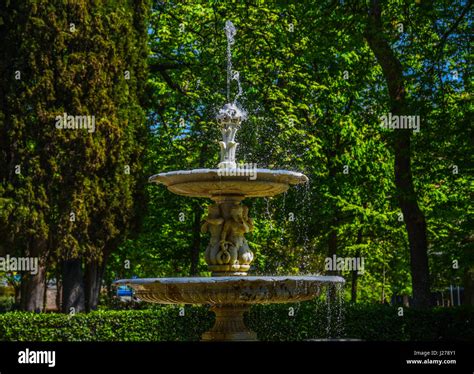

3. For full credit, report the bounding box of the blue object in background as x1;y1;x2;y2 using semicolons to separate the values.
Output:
117;285;133;297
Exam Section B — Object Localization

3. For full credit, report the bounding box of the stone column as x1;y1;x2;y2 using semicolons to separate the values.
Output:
201;305;256;341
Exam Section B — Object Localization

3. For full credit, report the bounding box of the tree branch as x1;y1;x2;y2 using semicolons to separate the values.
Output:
148;61;188;74
427;0;473;74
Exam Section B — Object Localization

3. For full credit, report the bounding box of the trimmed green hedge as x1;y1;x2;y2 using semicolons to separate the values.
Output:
0;302;472;341
0;296;15;313
0;306;213;341
248;302;474;341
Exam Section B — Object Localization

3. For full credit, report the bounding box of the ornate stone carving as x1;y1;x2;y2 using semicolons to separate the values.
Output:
216;103;245;169
119;276;338;305
201;198;254;275
201;204;224;266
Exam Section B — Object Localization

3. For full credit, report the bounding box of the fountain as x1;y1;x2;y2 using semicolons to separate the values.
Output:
116;21;344;341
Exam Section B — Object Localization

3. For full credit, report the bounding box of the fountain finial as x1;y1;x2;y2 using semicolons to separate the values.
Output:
217;103;246;169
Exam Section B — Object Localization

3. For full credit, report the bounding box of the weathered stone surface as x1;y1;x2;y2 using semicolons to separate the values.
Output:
201;197;254;275
115;276;345;305
149;168;308;198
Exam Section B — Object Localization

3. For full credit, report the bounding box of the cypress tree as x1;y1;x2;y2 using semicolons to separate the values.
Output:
0;0;149;311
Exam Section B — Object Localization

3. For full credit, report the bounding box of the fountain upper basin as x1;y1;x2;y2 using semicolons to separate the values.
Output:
115;275;344;305
149;168;308;198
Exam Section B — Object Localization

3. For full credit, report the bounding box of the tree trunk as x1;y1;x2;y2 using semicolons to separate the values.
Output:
190;202;202;276
365;0;431;309
20;239;47;312
394;133;430;308
20;262;46;312
62;258;85;313
14;284;21;306
84;259;105;312
55;277;62;312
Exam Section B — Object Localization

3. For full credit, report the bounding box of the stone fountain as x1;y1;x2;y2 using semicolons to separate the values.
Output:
116;21;344;341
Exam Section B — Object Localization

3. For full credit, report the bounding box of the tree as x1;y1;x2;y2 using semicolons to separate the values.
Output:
0;0;149;312
363;0;430;308
93;0;471;309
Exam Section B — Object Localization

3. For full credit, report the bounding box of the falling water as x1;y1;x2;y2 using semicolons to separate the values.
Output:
302;182;311;265
224;20;243;105
224;20;236;102
233;71;243;104
325;282;345;339
335;283;345;337
264;197;273;230
280;191;287;239
292;181;311;272
326;286;332;338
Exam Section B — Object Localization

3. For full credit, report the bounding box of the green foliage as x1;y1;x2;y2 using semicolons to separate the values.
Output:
0;303;472;341
1;0;147;256
249;302;474;341
0;296;15;313
0;306;213;342
0;0;471;309
0;0;150;309
108;0;473;305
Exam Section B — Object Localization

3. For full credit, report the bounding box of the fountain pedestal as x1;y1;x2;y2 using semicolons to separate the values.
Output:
201;305;256;341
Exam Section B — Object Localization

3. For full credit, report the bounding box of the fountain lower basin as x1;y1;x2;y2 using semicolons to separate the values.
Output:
115;275;342;304
115;275;344;341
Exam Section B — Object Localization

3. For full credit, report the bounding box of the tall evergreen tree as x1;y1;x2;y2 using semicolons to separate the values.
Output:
0;0;149;311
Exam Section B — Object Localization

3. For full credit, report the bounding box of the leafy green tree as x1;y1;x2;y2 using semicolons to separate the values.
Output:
126;0;472;309
3;0;467;311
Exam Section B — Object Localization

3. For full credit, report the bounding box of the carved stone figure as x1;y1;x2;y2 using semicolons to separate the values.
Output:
217;203;254;270
238;206;254;264
201;200;255;274
201;204;224;265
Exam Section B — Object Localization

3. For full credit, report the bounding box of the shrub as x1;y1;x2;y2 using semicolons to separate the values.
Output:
0;306;213;342
0;296;15;313
0;302;472;341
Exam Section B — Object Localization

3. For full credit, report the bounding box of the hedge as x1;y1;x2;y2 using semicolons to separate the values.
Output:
247;302;474;341
0;296;14;313
0;302;472;341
